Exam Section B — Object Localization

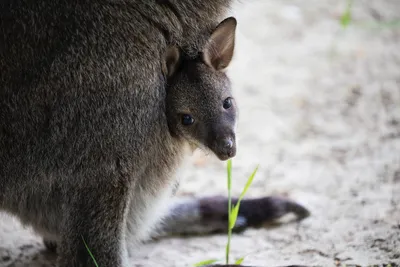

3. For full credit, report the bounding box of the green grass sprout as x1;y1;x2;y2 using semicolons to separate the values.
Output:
229;165;259;230
340;0;353;28
234;256;246;265
225;159;259;265
193;259;221;267
225;158;233;264
82;236;99;267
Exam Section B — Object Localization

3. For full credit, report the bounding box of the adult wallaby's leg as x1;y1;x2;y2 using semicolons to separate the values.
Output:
57;180;130;267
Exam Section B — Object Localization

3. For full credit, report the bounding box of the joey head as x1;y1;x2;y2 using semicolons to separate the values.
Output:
163;17;238;161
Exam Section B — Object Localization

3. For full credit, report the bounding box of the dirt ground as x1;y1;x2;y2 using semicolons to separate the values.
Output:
1;0;400;266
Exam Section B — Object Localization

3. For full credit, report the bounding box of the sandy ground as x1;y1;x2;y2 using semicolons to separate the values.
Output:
1;0;400;266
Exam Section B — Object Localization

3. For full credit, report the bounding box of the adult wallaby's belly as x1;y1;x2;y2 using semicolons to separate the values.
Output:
125;142;191;249
126;181;176;251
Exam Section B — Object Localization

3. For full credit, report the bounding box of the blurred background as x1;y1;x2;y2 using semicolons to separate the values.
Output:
1;0;399;266
172;0;400;266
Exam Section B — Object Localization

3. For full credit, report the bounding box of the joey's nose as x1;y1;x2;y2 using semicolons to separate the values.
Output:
223;138;233;149
214;136;236;161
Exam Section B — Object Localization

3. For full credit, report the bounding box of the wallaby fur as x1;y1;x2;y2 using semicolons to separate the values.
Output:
0;0;239;265
164;17;238;161
0;1;311;266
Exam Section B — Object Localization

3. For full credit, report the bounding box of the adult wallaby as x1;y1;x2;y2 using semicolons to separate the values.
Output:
0;1;310;266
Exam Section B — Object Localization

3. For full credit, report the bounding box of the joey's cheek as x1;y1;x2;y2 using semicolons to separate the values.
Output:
226;110;237;125
191;125;206;144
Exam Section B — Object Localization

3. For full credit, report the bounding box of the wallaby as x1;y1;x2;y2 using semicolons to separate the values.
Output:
42;15;241;259
44;15;310;262
0;1;310;266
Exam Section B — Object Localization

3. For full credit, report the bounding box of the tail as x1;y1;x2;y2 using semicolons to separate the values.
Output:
151;195;310;239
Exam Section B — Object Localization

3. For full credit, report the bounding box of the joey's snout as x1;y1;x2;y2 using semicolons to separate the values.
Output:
212;134;236;161
222;138;233;150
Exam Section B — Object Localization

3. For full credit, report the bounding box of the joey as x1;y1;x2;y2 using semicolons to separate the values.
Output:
164;17;238;161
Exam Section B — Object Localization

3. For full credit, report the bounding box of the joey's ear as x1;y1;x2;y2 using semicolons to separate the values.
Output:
163;45;181;78
203;17;237;71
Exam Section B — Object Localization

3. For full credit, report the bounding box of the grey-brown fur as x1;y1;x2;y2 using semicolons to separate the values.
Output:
0;1;312;266
164;17;238;161
39;13;310;256
0;0;236;266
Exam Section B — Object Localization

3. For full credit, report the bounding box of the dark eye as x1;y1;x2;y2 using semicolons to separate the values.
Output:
223;97;233;109
181;114;195;126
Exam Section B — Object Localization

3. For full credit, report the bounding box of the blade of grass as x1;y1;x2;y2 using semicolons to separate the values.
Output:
229;165;259;230
195;161;258;266
356;20;400;29
225;159;233;264
82;236;99;267
340;0;353;28
193;259;220;267
238;165;259;200
234;256;245;265
229;204;241;230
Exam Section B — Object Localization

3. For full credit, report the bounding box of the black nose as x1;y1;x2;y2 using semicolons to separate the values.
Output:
216;136;236;160
222;138;233;149
210;134;236;161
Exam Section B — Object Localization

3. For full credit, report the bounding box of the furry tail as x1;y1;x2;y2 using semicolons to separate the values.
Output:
152;195;310;238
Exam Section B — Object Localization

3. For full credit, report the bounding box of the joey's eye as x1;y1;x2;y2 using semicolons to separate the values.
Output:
181;114;195;126
223;97;233;109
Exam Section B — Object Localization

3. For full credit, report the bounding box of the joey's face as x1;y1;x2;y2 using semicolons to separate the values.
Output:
163;16;238;161
166;61;237;161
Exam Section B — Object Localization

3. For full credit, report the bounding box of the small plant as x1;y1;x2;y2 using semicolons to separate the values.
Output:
194;159;259;266
82;236;99;267
338;0;400;30
194;259;221;267
340;0;353;29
